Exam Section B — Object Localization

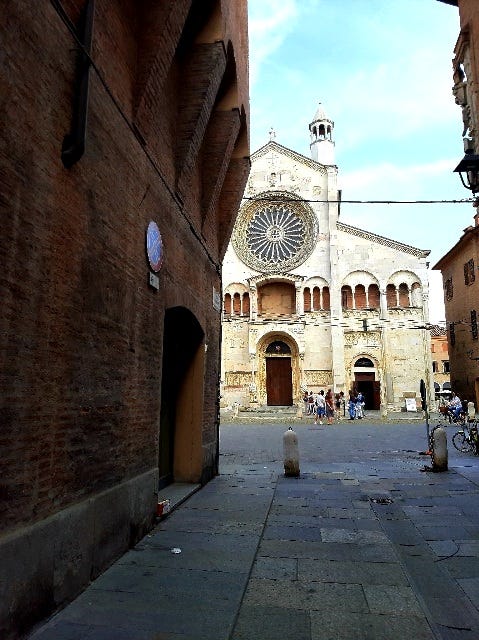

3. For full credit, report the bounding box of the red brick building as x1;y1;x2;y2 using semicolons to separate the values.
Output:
0;2;249;637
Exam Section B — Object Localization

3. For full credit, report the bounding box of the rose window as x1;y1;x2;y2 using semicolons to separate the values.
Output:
232;194;318;273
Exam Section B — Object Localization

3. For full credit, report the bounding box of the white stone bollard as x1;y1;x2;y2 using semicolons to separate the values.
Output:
283;427;300;477
432;426;448;472
468;401;476;421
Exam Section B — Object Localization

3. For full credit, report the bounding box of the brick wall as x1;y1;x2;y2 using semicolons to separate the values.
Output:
0;1;249;636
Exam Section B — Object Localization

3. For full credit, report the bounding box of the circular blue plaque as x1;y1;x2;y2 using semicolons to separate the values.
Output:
146;221;163;272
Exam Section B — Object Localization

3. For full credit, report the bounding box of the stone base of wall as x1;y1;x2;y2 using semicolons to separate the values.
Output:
0;468;158;640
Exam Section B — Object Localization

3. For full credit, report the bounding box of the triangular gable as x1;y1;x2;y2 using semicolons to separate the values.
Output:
251;140;334;173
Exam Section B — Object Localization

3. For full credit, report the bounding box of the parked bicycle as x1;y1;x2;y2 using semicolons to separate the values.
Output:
452;421;479;454
439;405;466;425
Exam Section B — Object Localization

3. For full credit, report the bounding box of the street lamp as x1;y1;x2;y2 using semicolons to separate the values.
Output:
454;150;479;193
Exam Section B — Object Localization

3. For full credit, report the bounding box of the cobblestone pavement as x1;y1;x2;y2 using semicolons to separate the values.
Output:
29;418;479;640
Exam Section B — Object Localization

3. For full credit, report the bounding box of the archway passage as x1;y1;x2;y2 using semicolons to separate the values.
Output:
355;374;380;410
266;355;293;405
354;359;380;410
160;307;204;489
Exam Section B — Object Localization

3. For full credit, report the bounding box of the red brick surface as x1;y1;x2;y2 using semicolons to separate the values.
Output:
0;1;249;636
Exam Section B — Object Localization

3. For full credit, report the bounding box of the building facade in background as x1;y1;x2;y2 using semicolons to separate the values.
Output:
221;105;433;414
430;324;451;394
0;2;249;637
435;0;479;405
434;217;479;405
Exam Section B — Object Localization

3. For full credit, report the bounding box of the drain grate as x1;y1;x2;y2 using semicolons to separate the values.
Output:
369;497;393;505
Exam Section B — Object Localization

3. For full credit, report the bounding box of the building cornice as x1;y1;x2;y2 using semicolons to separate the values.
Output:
433;225;479;270
337;222;430;258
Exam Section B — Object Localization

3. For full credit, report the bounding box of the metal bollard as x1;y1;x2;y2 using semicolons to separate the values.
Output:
431;426;448;472
283;427;300;477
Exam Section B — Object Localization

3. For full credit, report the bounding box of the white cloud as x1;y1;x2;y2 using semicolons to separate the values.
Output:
333;47;458;150
248;0;319;87
248;1;298;86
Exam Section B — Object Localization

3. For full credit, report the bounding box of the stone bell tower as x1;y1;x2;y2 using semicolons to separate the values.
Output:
309;101;335;165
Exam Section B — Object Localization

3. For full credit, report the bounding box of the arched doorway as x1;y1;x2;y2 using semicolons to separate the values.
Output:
265;340;293;406
353;357;380;410
159;307;205;489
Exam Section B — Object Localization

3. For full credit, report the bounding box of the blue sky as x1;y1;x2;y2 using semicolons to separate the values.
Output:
247;0;472;322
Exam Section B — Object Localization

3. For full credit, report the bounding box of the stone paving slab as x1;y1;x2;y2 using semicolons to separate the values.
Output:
231;605;311;640
242;577;369;612
297;558;410;586
28;421;479;640
309;610;435;640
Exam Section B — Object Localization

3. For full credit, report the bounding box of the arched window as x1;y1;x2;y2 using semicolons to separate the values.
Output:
341;285;353;310
224;293;231;314
398;283;409;307
312;286;321;311
386;284;397;308
355;284;366;309
233;292;241;315
368;284;380;308
266;340;291;354
322;286;330;310
355;357;374;367
303;287;311;312
242;292;250;316
318;124;325;139
411;282;421;306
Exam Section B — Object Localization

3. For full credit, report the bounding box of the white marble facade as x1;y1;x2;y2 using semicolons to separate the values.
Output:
221;105;433;412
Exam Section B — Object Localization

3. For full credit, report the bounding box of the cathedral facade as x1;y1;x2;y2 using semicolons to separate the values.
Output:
221;105;433;413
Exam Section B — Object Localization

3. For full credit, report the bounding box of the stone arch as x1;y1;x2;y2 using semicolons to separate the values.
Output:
160;306;205;487
342;270;379;288
256;331;301;406
387;270;423;309
224;282;249;316
387;270;422;289
350;353;381;410
303;276;330;312
342;271;380;310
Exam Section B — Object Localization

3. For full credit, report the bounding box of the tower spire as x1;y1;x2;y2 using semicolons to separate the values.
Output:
309;101;335;164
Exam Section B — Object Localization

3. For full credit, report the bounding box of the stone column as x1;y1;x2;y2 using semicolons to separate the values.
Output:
379;289;388;320
296;283;304;316
250;286;257;321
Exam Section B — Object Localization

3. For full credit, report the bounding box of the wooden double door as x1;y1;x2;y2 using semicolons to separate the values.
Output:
266;357;293;406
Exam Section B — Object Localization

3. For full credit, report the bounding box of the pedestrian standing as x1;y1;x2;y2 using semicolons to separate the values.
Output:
356;391;364;419
325;389;334;424
308;391;315;415
303;390;309;415
314;390;326;424
334;392;341;421
348;391;356;420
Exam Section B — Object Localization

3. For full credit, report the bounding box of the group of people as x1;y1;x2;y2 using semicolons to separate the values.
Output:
303;389;365;424
347;390;365;420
